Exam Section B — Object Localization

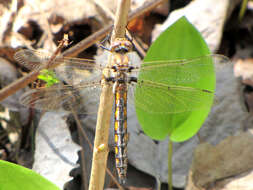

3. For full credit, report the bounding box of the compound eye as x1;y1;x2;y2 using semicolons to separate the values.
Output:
111;66;117;71
110;41;121;52
125;41;133;50
115;47;129;54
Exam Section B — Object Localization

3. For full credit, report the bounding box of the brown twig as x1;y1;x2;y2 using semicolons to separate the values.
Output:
71;108;89;190
111;1;131;39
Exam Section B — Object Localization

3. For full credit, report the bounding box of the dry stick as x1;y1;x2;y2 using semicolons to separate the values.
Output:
71;108;89;190
111;1;131;40
0;0;165;102
80;145;88;190
88;1;131;189
87;82;113;190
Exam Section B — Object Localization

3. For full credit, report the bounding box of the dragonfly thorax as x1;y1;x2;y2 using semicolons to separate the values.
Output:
109;54;137;84
112;54;130;67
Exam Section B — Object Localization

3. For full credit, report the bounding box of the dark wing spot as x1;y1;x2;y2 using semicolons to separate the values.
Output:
202;89;212;93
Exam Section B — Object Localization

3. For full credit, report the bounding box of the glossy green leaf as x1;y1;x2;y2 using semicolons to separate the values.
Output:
0;160;60;190
135;16;215;142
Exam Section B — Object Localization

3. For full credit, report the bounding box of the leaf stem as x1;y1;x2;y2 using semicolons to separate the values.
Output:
168;139;173;190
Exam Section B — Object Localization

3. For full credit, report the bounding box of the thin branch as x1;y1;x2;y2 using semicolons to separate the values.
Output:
71;108;88;190
111;0;131;40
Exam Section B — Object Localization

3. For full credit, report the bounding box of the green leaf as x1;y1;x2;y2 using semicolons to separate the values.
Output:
135;16;214;142
38;69;60;87
0;160;60;190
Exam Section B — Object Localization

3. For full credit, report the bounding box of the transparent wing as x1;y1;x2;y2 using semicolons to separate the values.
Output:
128;81;214;114
19;81;103;114
14;49;104;85
130;54;230;85
15;49;111;114
14;49;103;71
17;50;230;114
127;54;230;114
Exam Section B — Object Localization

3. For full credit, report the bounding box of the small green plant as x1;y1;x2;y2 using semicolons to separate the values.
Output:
38;69;60;87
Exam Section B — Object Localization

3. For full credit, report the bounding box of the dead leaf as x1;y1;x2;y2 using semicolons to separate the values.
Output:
190;132;253;188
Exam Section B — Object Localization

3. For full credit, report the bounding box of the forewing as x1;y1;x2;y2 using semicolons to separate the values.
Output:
14;49;103;71
132;54;230;85
127;54;230;114
14;49;49;70
15;49;104;85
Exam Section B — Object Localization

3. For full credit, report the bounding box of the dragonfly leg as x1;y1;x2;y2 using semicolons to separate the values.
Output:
128;77;137;83
99;32;112;51
99;44;111;51
113;81;118;94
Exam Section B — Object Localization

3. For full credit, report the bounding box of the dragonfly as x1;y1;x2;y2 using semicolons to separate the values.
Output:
14;38;229;184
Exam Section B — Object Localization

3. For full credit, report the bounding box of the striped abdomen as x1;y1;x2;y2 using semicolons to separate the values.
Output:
114;83;128;184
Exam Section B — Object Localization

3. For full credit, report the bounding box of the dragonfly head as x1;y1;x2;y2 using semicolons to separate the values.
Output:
111;38;132;54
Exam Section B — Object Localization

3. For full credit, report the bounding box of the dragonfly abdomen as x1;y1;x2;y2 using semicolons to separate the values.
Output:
114;83;128;184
